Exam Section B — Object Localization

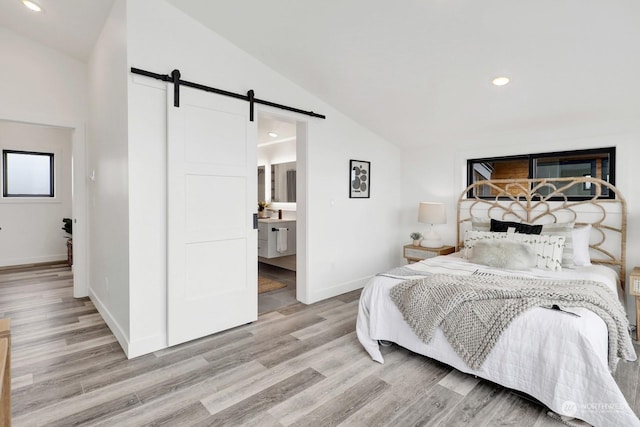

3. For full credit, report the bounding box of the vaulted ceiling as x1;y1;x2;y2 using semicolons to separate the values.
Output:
0;0;114;60
3;0;640;148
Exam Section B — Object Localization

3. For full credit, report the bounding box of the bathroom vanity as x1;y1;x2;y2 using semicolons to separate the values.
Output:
257;218;296;258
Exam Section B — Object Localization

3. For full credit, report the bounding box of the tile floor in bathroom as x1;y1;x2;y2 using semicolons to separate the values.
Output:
258;262;297;314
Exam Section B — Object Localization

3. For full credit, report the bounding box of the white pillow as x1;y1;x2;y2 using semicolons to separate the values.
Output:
572;225;592;266
470;240;537;270
541;222;575;268
464;230;566;271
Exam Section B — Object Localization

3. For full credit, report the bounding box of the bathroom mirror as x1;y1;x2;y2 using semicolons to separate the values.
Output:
271;161;296;202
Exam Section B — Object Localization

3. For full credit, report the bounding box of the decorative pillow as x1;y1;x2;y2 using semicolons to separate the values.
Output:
541;222;575;268
470;240;537;270
472;216;523;232
490;219;542;235
464;230;566;271
471;217;491;232
572;225;592;266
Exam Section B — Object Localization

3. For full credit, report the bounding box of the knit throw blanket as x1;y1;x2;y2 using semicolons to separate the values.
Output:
390;273;634;371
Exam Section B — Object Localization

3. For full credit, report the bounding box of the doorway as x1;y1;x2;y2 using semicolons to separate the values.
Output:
256;111;304;314
0;118;86;297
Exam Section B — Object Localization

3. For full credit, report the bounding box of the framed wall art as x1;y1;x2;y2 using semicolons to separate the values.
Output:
349;159;370;198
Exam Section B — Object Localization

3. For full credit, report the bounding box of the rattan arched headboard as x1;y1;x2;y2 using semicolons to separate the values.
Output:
457;177;627;289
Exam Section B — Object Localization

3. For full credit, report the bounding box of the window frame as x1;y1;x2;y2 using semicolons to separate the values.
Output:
466;147;616;200
2;149;55;198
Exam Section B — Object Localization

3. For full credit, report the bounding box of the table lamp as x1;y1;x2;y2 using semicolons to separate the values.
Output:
418;202;446;248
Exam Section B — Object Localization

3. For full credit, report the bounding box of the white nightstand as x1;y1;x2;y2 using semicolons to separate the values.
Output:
629;267;640;340
403;244;455;264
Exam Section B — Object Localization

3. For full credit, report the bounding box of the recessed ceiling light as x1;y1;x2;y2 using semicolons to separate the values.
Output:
22;0;42;12
268;132;278;138
492;76;510;86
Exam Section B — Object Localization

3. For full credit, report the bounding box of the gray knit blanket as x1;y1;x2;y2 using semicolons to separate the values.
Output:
390;273;634;371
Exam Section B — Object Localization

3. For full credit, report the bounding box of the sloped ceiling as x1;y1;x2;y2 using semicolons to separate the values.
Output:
2;0;640;148
0;0;115;60
165;0;640;148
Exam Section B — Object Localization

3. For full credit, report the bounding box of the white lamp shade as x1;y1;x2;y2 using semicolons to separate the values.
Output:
418;202;446;225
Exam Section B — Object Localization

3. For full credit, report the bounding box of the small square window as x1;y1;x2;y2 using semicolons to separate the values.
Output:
3;150;54;197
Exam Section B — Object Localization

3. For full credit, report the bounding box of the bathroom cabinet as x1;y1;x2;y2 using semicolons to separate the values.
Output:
257;219;296;258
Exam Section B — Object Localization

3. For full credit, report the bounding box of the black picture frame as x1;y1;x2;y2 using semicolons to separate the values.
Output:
349;159;370;198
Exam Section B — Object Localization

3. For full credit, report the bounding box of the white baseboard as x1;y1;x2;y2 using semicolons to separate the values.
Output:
305;275;371;305
89;287;167;359
88;287;131;358
127;334;167;358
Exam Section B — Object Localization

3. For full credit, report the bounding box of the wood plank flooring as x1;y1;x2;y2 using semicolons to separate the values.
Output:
1;263;639;426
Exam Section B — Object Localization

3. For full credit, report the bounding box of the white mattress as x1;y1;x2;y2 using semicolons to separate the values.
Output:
356;254;639;427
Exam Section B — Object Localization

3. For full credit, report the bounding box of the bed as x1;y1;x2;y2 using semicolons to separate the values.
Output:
356;177;638;427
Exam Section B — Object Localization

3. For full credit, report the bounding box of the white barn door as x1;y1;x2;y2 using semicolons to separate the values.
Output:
167;86;257;346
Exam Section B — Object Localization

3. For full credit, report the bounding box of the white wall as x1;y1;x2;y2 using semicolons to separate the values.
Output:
121;0;401;356
87;0;131;351
0;27;87;125
400;127;640;322
0;121;72;266
0;25;88;296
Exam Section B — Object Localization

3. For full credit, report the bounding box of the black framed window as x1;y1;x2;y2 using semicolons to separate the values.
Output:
467;147;615;200
3;150;54;197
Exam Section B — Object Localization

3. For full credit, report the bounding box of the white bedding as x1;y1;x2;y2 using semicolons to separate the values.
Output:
356;254;639;427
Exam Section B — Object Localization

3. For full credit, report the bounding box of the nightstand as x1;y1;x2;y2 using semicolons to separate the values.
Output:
403;244;455;264
629;267;640;340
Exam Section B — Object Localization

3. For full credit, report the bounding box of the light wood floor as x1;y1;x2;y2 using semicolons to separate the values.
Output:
2;263;639;426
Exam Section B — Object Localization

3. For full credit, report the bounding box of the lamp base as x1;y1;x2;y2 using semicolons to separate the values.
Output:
420;227;443;248
420;238;443;248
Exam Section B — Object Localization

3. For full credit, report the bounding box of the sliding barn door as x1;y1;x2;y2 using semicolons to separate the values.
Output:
167;86;257;346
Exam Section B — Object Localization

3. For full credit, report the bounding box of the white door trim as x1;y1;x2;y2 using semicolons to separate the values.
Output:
256;108;309;304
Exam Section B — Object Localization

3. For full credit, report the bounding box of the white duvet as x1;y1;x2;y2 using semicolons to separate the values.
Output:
356;254;639;427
